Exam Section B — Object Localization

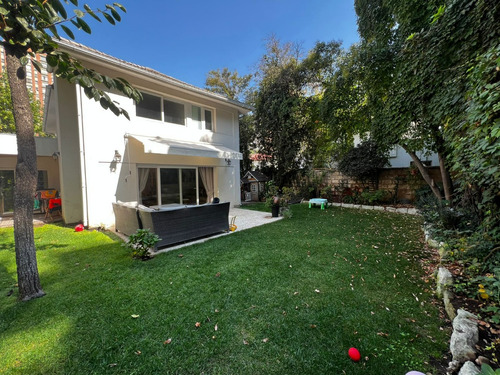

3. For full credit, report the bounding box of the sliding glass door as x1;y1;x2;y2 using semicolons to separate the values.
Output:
139;166;212;207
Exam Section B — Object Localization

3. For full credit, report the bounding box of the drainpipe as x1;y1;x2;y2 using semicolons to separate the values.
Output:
76;85;89;227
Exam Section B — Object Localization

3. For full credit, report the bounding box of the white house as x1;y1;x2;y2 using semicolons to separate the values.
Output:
42;40;251;228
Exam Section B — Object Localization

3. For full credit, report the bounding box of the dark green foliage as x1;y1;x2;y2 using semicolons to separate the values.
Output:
124;229;161;259
338;140;388;186
446;44;500;240
254;37;342;187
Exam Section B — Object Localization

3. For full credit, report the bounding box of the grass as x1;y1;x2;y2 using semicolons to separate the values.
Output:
0;204;448;374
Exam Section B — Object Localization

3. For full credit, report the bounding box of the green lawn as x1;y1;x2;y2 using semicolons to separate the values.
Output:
0;204;448;374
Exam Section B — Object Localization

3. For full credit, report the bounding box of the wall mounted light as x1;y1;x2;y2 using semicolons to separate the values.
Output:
52;151;60;160
113;150;122;163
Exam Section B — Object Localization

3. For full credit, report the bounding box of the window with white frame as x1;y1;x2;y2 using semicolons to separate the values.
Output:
163;99;185;125
135;91;214;130
191;105;213;131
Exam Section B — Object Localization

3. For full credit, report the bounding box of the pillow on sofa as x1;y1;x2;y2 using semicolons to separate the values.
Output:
137;204;155;212
117;200;138;208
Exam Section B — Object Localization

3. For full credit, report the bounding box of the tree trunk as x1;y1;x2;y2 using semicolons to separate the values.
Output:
438;151;453;203
5;45;45;301
403;146;444;203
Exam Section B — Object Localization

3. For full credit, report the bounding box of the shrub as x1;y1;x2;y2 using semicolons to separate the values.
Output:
361;189;389;205
124;229;161;259
338;140;388;186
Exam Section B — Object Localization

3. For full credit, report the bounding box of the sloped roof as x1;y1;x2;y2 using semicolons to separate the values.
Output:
242;170;269;182
56;39;253;114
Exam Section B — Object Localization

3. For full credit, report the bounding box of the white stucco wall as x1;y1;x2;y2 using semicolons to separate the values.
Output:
53;76;242;227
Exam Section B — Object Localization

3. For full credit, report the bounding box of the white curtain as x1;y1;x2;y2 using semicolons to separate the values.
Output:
199;167;214;203
138;168;150;195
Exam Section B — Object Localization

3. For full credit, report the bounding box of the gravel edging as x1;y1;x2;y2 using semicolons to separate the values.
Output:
328;202;419;215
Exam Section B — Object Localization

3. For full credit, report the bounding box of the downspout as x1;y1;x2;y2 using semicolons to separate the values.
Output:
76;85;90;227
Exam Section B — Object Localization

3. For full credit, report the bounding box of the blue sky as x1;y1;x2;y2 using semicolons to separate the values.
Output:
74;1;360;89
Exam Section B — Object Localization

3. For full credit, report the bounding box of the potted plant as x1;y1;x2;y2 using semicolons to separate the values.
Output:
123;228;161;260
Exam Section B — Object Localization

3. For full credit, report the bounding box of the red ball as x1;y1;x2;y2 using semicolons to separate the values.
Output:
348;347;361;362
74;224;84;232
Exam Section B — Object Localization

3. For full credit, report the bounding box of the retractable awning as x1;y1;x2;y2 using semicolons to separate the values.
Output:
127;134;242;160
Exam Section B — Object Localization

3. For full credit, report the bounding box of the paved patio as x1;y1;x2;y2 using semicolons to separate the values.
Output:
0;213;62;228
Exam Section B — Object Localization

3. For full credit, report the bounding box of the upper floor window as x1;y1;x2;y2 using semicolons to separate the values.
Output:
136;91;185;126
136;92;161;121
136;91;213;131
164;99;185;125
192;105;213;131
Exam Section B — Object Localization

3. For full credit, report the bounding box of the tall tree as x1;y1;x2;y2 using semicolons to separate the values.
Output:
0;0;141;301
349;0;499;207
205;67;252;103
254;36;341;187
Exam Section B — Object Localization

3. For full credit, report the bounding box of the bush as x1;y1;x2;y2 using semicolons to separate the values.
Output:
338;140;388;185
361;189;389;205
124;229;161;259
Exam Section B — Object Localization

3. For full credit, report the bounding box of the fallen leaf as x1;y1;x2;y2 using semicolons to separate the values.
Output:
178;254;183;258
108;363;117;367
372;245;379;249
262;338;269;343
314;289;320;293
214;323;218;331
377;332;389;337
243;339;249;345
310;324;317;328
134;350;141;355
215;272;221;277
131;314;140;319
163;338;172;345
293;291;299;295
195;322;201;328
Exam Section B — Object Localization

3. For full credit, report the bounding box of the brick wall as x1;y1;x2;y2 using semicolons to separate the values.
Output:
314;167;442;203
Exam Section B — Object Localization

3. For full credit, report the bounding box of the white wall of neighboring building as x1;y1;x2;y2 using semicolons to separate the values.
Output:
353;134;439;168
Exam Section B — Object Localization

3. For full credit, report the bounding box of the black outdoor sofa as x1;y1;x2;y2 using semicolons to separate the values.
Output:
112;201;230;249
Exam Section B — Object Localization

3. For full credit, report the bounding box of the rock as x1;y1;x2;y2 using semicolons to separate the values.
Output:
428;238;440;248
448;360;462;374
450;309;479;364
437;267;453;298
443;289;457;321
458;361;480;375
475;356;491;367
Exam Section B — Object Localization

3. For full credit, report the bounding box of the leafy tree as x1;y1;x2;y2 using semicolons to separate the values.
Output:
204;67;255;174
0;73;44;135
0;0;141;301
205;67;252;103
254;36;341;188
318;45;371;164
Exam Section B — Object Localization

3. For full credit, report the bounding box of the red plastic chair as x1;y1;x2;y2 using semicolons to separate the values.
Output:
45;198;62;221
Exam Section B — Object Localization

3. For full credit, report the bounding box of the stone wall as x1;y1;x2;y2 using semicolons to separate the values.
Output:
314;167;443;203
